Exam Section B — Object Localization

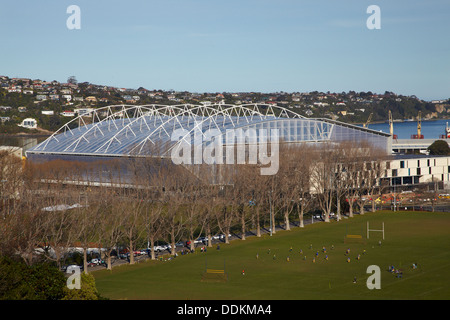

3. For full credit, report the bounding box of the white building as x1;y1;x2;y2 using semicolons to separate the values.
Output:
61;111;75;117
382;154;450;189
18;118;37;129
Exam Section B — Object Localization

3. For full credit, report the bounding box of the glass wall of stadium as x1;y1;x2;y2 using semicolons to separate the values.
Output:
26;104;392;185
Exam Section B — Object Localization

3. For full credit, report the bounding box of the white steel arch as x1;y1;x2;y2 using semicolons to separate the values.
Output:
27;103;390;158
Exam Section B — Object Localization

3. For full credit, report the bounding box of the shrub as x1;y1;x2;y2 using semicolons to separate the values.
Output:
62;272;105;300
0;256;66;300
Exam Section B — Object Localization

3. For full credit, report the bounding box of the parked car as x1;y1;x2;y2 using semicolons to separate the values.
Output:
194;237;208;244
88;258;105;266
212;234;231;240
153;244;171;252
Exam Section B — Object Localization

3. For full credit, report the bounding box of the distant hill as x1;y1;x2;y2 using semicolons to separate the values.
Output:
0;75;448;132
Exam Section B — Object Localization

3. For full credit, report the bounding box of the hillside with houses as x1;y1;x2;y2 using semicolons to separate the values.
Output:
0;75;448;134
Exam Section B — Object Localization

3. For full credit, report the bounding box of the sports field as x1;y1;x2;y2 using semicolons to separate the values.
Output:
93;211;450;300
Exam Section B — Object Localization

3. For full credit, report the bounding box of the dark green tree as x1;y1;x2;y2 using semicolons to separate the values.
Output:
427;140;450;155
0;256;66;300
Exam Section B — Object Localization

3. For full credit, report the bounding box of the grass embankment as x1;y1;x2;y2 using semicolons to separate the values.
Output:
93;211;450;300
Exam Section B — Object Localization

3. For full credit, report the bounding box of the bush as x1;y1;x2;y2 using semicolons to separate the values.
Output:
63;272;105;300
0;256;66;300
0;256;106;300
0;256;34;300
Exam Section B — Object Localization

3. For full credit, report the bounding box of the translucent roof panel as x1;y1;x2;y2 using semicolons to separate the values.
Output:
26;104;391;158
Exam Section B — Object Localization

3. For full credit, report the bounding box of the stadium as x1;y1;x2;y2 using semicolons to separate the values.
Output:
25;104;392;183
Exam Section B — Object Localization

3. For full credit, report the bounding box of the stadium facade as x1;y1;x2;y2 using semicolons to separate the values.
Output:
26;104;392;183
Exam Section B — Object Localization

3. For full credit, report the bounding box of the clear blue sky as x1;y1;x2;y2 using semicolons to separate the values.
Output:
1;0;449;100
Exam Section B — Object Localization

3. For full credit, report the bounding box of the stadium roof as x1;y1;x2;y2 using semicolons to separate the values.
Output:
26;104;391;159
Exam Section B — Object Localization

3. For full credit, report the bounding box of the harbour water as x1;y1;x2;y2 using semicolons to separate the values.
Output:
0;135;48;155
360;118;450;140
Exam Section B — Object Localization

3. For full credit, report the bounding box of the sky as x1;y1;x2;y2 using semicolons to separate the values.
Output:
0;0;449;100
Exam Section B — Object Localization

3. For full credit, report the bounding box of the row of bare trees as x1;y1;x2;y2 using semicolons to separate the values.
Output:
0;141;388;272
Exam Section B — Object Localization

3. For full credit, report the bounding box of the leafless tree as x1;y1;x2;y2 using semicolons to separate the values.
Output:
184;170;208;251
73;190;100;273
39;186;77;270
95;187;126;270
122;189;147;265
277;145;301;231
289;144;314;228
310;143;339;222
0;148;23;218
213;166;236;244
7;184;46;265
157;163;190;256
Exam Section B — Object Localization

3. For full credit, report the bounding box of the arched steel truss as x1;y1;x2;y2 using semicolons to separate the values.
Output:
27;103;390;158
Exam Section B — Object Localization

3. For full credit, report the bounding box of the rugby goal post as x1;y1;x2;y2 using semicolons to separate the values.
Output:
367;221;385;240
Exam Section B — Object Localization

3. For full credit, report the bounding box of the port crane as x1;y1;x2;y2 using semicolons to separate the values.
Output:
411;111;423;139
388;110;398;139
363;113;373;128
439;122;450;139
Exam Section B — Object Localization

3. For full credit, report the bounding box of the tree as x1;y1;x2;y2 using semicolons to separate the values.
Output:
156;163;190;256
7;182;47;266
122;189;147;265
291;144;314;228
240;164;264;237
145;199;164;260
0;256;66;300
233;165;255;240
310;143;340;222
67;76;78;85
184;180;208;251
264;173;282;234
213;167;236;245
73;188;100;274
278;145;299;231
428;140;450;155
250;171;266;237
95;187;126;270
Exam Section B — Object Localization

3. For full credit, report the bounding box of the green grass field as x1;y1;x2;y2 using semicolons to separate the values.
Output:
93;211;450;300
